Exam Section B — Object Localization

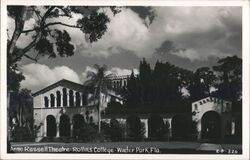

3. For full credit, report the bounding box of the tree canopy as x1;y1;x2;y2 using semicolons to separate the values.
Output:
7;6;120;91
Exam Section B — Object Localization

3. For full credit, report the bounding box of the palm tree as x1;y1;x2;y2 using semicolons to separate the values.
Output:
84;64;115;133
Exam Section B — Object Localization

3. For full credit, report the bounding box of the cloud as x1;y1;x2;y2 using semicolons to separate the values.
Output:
20;63;80;92
8;6;242;64
74;7;241;61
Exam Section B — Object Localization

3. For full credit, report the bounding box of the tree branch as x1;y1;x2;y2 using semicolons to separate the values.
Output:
24;54;38;62
21;28;37;33
44;22;81;29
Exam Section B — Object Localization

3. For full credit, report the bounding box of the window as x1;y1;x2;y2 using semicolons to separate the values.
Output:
63;88;67;106
44;96;49;108
200;101;203;105
75;92;80;106
194;104;198;110
82;94;87;105
56;91;61;107
50;94;55;107
69;90;74;106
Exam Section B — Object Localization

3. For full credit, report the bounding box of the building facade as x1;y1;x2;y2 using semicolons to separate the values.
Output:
33;79;237;142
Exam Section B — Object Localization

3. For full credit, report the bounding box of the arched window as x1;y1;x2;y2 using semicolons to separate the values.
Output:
75;92;80;106
82;94;87;105
63;88;67;106
44;96;49;108
69;90;74;106
56;91;61;107
50;94;55;107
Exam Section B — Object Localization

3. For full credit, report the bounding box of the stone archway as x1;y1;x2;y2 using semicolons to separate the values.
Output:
72;114;85;138
59;114;70;137
201;111;221;139
46;115;56;137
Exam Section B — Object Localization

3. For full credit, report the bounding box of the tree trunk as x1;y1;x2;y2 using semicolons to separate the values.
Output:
8;7;27;57
98;89;102;133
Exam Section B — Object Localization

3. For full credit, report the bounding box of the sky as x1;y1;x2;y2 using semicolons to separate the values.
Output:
7;6;242;92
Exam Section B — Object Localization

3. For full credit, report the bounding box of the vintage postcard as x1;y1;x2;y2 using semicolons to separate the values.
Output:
0;0;249;159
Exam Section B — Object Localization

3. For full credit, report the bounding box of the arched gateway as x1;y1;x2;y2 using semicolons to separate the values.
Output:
201;111;221;139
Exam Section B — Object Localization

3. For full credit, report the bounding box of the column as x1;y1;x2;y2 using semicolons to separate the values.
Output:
48;99;51;108
60;93;63;107
141;119;148;138
44;119;47;137
80;93;83;106
73;91;76;106
67;93;69;107
168;118;172;138
197;120;202;140
56;123;60;137
70;122;74;137
55;95;57;108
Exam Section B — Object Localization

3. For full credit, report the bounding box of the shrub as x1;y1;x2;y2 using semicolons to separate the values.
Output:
126;116;145;141
12;126;34;142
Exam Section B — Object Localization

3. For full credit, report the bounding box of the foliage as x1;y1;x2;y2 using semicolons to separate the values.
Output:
126;116;145;141
77;123;106;142
124;59;192;111
212;55;242;102
188;67;216;101
123;56;242;113
12;126;34;142
84;64;116;133
7;6;120;91
9;89;33;128
148;116;169;141
102;119;124;142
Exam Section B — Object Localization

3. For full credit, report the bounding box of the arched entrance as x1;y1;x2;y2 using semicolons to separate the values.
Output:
72;114;85;138
46;115;56;137
201;111;221;139
148;115;166;140
171;115;188;140
59;114;70;137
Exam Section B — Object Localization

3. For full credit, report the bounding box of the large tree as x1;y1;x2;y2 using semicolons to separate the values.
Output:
7;6;120;91
188;67;216;101
84;64;115;133
212;55;242;102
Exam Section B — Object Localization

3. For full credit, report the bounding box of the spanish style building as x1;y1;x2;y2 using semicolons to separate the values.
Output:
32;78;238;142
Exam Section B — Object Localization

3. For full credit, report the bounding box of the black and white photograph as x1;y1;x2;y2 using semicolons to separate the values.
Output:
1;0;249;159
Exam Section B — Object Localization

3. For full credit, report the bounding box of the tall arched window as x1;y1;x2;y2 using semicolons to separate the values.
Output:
63;88;67;106
44;96;49;108
50;94;55;107
69;90;74;106
75;92;80;106
56;91;61;107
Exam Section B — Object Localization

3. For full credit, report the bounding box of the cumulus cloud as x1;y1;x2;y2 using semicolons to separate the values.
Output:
8;6;242;64
20;63;80;92
73;7;241;61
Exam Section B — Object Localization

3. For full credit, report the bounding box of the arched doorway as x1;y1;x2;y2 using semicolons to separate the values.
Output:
59;114;70;137
46;115;56;137
148;115;166;140
72;114;85;138
171;115;188;140
201;111;221;139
